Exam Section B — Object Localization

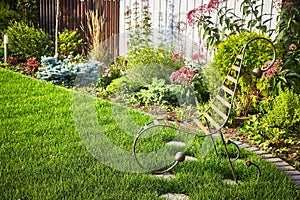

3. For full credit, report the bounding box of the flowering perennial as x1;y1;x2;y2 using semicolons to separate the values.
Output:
289;43;297;51
170;67;196;86
263;60;283;79
187;0;227;26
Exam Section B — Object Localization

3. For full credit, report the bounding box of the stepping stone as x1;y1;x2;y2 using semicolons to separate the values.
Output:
277;165;296;171
266;157;282;162
260;154;275;159
291;179;300;185
159;193;189;200
238;143;250;148
284;171;300;176
223;179;238;185
185;156;198;161
246;146;260;151
253;150;267;155
152;174;176;180
272;161;290;167
167;141;186;147
234;141;242;145
287;175;300;180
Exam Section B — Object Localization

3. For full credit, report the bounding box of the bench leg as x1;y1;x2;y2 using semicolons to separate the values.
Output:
210;135;218;155
220;132;237;183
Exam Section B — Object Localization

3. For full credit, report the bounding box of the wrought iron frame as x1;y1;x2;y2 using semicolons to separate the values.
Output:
133;37;276;183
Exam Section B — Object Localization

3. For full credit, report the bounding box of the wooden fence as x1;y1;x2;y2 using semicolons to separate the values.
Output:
39;0;120;57
38;0;280;60
119;0;280;62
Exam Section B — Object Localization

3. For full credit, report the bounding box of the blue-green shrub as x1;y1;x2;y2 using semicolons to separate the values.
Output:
37;56;101;87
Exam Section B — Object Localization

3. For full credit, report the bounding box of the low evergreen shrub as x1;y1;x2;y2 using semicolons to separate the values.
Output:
6;22;53;59
262;89;300;132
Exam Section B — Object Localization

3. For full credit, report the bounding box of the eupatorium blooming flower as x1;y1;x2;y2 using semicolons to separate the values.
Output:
170;67;196;86
289;43;297;51
263;60;282;79
187;0;227;26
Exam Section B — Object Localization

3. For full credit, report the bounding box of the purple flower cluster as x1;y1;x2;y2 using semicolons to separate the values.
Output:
170;67;196;86
263;60;283;79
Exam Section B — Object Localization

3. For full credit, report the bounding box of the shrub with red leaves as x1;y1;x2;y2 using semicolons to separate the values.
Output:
26;58;39;76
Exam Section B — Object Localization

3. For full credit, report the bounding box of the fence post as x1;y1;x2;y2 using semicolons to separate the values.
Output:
4;35;8;63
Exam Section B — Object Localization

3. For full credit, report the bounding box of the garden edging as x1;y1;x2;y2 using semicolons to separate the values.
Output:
234;140;300;190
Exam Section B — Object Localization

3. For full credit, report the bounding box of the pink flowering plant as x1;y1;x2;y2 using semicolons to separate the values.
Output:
275;0;300;93
170;55;209;102
260;51;300;96
170;66;196;86
188;0;274;50
263;60;283;80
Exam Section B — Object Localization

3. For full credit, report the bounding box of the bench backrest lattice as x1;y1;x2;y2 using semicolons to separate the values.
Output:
132;37;276;182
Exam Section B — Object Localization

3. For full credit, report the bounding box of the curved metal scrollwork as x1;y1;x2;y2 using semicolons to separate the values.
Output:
239;37;277;78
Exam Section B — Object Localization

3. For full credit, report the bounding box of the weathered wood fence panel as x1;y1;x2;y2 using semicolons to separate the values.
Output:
39;0;120;57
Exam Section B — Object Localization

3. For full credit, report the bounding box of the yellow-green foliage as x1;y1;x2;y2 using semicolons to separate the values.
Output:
213;32;283;115
214;31;277;77
58;29;83;58
263;89;300;132
6;22;53;59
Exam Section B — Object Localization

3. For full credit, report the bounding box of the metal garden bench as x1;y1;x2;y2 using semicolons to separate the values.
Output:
133;37;276;182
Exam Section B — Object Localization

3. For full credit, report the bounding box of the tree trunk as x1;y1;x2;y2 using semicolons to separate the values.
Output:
55;0;60;57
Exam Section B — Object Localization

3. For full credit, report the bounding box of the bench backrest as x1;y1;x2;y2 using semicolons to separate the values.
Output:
199;37;276;135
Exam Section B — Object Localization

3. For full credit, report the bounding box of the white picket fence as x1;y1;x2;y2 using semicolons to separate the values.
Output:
119;0;280;62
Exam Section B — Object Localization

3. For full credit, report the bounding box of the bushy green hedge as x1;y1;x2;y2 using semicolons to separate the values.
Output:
213;31;283;115
0;4;20;35
126;46;183;70
0;3;21;61
98;46;184;96
6;22;53;59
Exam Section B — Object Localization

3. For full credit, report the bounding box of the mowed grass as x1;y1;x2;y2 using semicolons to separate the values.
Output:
0;68;299;199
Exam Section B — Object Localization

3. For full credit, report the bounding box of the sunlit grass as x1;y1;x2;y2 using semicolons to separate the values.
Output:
0;68;299;199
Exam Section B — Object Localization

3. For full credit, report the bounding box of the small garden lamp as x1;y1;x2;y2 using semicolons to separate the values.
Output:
4;34;8;63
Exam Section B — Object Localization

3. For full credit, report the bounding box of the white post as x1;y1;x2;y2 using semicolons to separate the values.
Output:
54;0;60;57
4;34;8;63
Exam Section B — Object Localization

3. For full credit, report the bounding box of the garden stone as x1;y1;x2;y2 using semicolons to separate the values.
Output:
159;193;189;200
152;173;175;180
166;141;186;147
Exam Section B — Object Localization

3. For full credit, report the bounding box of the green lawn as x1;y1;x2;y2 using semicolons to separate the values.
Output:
0;68;299;199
